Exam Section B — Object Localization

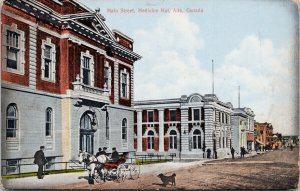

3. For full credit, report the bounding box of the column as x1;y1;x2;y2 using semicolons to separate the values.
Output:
204;107;214;151
180;107;189;153
158;109;164;152
137;110;142;152
29;25;37;89
113;61;119;104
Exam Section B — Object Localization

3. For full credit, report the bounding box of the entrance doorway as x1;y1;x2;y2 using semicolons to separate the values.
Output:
79;112;95;154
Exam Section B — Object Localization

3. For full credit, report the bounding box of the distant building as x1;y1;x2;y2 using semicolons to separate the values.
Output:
134;93;233;159
282;135;299;147
231;108;255;153
254;122;273;150
1;0;140;174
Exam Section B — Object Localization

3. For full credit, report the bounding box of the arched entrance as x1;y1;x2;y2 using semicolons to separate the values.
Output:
79;112;96;154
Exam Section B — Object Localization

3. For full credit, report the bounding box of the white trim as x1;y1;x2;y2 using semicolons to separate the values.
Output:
121;118;128;149
189;127;204;150
2;24;25;75
80;50;94;87
41;38;56;82
143;127;158;137
120;68;130;99
104;61;112;94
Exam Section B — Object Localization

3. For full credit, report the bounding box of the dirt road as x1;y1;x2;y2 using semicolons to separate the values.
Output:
53;148;299;190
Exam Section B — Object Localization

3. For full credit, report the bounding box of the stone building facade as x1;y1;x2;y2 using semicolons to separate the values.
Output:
231;108;255;153
1;0;140;174
134;93;233;159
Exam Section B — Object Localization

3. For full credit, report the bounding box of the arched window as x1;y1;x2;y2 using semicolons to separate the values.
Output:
46;108;53;137
122;118;127;140
147;130;154;149
169;130;177;149
192;129;201;149
6;104;18;138
79;113;94;154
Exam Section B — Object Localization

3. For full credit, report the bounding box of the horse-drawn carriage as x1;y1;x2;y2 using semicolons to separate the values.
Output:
78;151;140;184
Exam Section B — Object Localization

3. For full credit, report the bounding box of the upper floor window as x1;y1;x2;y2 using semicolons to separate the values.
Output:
104;61;111;92
122;118;127;141
80;51;94;86
42;38;56;82
120;68;130;98
3;24;25;74
170;110;176;121
6;104;18;139
193;108;200;121
148;111;154;122
46;108;53;137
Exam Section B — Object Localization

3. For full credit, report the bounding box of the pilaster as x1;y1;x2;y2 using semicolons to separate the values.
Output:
180;107;189;152
29;25;37;88
114;61;119;104
137;110;142;152
158;109;164;152
204;107;214;151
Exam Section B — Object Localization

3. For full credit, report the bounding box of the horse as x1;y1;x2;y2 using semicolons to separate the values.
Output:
78;150;109;180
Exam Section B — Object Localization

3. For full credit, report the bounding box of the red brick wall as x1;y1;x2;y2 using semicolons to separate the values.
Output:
142;138;147;151
142;110;147;123
134;138;137;150
1;15;30;87
154;110;158;122
164;137;169;151
176;108;181;121
164;109;169;121
35;0;86;15
114;33;133;50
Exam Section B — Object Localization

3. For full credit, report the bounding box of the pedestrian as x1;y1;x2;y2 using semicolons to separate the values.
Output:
290;144;294;151
111;147;119;162
34;146;47;179
207;148;211;159
95;147;102;157
242;147;246;158
231;147;235;159
240;147;243;158
214;149;217;159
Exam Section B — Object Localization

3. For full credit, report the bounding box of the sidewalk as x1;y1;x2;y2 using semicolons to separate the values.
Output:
1;153;258;190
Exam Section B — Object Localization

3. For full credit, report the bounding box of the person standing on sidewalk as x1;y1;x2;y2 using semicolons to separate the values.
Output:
34;146;47;179
231;147;235;159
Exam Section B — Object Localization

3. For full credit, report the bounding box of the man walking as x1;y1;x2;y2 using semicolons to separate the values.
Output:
231;147;235;159
34;146;47;179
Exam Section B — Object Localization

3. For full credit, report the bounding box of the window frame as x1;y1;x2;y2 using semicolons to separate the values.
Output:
6;104;18;140
147;130;154;150
192;108;200;121
170;109;176;122
169;130;177;150
147;110;154;123
41;38;56;82
80;51;94;87
3;24;25;75
120;68;130;99
192;129;201;149
121;118;127;141
104;61;112;93
45;108;53;138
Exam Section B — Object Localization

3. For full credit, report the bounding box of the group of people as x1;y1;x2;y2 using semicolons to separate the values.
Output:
33;145;121;179
95;147;120;162
230;146;247;159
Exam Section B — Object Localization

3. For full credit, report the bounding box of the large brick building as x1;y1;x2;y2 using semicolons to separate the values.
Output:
1;0;140;174
134;93;233;159
254;122;273;150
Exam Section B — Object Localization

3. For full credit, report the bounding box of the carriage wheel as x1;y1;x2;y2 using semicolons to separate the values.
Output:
116;165;126;182
94;170;105;184
128;164;140;179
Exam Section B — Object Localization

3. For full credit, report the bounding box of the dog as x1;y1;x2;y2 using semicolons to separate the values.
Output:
157;173;176;187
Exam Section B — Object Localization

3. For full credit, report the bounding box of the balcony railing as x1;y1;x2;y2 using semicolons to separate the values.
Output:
71;75;110;103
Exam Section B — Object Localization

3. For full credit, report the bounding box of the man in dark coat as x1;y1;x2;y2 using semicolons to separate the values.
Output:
34;146;47;179
231;147;235;159
110;147;119;162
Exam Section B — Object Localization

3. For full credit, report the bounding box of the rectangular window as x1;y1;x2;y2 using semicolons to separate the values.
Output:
121;73;127;97
6;31;20;70
170;110;176;121
104;66;109;87
148;111;154;122
44;45;52;79
6;160;19;174
83;57;90;85
193;109;200;121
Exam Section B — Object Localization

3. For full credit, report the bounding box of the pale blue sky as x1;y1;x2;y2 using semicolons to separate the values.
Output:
81;0;298;135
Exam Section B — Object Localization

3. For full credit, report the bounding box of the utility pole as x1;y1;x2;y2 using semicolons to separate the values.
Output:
212;59;214;95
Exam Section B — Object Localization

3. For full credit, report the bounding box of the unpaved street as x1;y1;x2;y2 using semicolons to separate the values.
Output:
53;148;299;190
